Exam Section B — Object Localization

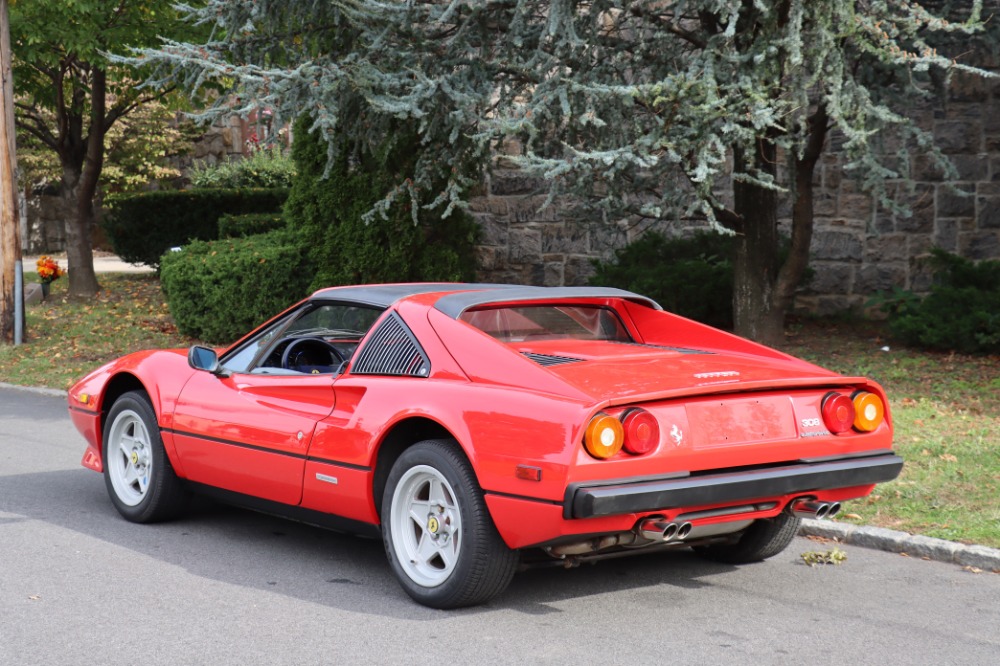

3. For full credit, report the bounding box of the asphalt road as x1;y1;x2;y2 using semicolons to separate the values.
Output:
2;386;998;665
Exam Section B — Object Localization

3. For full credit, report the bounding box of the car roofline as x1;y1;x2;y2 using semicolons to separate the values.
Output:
432;286;662;318
308;284;662;314
307;283;516;309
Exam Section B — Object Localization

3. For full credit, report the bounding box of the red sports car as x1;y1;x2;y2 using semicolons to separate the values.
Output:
68;284;902;608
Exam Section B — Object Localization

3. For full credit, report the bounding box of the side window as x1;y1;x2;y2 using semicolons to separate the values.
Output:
220;316;290;374
251;303;384;375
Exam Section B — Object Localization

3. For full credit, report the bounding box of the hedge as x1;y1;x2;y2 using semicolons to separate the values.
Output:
160;229;310;344
103;188;289;269
218;212;286;238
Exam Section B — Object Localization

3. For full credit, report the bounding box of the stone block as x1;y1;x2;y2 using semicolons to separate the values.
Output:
543;261;564;287
472;213;508;246
933;219;959;252
489;171;544;196
977;196;1000;229
895;184;935;233
507;227;542;263
468;196;508;216
864;234;909;263
909;254;936;292
475;246;505;272
507;196;553;224
936;183;976;217
950;154;990;181
991;157;1000;179
814;192;837;217
811;229;863;262
564;255;597;286
806;263;853;295
934;120;982;154
855;264;907;294
838;193;873;220
542;223;589;254
589;222;628;254
959;231;1000;259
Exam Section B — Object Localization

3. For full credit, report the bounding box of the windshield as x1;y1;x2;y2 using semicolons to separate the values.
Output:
459;305;632;343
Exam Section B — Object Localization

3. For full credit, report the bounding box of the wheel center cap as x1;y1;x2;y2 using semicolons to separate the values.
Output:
427;516;440;534
130;451;139;465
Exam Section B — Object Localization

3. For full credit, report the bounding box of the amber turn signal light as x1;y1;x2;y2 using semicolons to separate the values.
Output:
584;413;624;459
852;391;885;432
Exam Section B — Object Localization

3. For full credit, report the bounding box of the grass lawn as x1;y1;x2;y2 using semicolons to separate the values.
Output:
1;275;997;548
784;318;1000;549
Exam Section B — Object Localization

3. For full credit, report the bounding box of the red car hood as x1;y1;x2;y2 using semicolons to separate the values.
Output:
520;342;854;404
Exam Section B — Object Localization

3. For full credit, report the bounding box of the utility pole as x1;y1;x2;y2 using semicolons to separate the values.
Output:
0;0;24;345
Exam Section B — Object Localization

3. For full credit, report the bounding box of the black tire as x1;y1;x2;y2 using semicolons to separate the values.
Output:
693;513;802;564
381;439;518;609
102;390;188;523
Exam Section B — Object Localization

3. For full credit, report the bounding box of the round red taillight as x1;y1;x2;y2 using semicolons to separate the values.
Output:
821;392;855;434
621;409;660;455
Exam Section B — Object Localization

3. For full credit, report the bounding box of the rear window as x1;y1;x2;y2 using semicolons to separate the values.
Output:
459;305;632;343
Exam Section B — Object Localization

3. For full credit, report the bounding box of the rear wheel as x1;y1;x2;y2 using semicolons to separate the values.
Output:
693;513;801;564
103;391;188;523
381;439;517;609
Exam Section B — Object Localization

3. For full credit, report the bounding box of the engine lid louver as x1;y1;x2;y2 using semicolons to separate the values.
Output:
351;313;430;377
522;352;584;367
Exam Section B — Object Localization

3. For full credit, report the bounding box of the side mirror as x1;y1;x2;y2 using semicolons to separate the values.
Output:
188;346;226;376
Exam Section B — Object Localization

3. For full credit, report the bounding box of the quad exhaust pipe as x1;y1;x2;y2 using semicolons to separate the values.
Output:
789;498;841;520
637;518;693;542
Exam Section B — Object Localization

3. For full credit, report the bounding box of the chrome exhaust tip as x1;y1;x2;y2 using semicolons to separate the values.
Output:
676;522;693;540
827;501;842;518
790;498;833;520
638;518;678;541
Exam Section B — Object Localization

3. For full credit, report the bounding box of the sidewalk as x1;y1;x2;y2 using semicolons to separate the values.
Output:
23;253;154;274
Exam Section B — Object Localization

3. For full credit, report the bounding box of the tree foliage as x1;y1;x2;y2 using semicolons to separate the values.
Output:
10;0;205;297
135;0;993;342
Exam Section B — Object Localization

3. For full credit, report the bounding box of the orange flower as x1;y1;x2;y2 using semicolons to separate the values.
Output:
36;256;65;284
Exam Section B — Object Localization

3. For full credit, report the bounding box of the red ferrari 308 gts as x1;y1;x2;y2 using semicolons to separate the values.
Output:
68;284;902;608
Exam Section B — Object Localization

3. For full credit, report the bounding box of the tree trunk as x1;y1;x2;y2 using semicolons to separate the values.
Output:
774;105;829;318
61;68;107;299
62;168;100;297
731;140;783;347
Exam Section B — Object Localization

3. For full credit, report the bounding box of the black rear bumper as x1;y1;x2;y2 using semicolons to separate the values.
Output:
566;450;904;519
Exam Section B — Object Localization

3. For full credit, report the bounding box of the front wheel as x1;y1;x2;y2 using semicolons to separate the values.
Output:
693;512;802;564
381;439;517;609
103;391;188;523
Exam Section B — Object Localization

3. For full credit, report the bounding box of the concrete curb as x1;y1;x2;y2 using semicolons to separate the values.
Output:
0;382;67;398
800;519;1000;572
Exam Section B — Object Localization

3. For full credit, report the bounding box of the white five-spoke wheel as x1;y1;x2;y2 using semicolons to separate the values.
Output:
102;391;188;523
389;465;464;587
106;409;153;507
381;439;518;609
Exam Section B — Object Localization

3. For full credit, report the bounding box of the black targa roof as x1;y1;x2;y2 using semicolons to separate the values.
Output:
309;284;661;314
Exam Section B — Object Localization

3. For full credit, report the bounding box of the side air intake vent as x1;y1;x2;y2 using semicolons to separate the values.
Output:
352;313;430;377
522;352;583;367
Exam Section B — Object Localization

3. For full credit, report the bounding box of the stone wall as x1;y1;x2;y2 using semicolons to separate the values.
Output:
472;71;1000;315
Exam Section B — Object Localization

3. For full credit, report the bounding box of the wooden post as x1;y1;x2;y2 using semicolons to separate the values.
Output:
0;0;23;344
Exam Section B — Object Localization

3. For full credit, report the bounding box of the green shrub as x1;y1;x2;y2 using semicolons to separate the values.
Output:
880;249;1000;354
219;212;286;238
589;231;735;328
103;188;289;269
160;229;310;344
189;146;297;189
284;116;478;291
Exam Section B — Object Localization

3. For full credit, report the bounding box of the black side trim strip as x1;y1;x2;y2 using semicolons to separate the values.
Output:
567;453;904;519
185;482;380;538
307;456;371;472
164;428;371;471
483;489;564;506
69;406;100;415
